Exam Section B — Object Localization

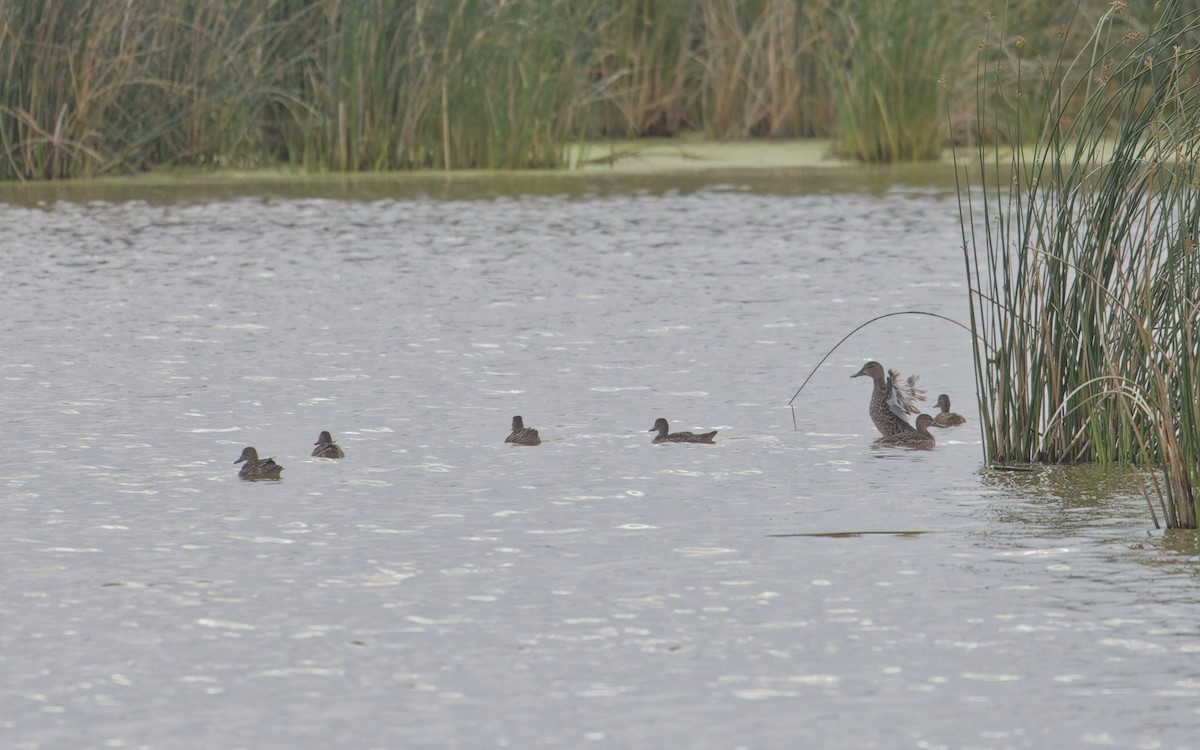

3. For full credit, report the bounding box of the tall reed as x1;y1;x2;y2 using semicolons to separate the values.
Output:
0;0;592;176
0;0;307;178
693;0;839;138
305;0;595;170
960;0;1200;527
831;0;973;161
1;0;1166;179
0;0;150;178
584;0;699;138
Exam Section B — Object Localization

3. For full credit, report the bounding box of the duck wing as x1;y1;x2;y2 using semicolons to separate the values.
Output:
886;369;926;420
507;428;541;445
666;430;717;443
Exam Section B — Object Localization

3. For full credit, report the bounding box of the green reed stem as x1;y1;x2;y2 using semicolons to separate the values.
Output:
960;0;1200;526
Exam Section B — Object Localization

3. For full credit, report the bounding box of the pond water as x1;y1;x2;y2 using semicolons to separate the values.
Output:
1;169;1197;750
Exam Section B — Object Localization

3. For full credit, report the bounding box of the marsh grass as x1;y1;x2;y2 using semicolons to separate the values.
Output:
0;0;594;177
694;0;836;138
831;0;973;161
583;0;697;138
960;0;1200;527
0;0;1170;179
0;0;312;178
0;0;964;179
251;0;595;170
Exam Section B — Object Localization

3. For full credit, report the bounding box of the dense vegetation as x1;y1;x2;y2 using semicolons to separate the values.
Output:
962;0;1200;527
0;0;1175;179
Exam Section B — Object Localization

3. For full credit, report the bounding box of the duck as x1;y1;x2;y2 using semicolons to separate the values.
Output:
851;361;925;437
235;446;284;480
874;414;936;450
311;431;345;458
931;394;966;427
505;416;541;446
649;417;717;444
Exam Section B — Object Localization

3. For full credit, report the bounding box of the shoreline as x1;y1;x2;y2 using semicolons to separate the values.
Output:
0;137;1001;204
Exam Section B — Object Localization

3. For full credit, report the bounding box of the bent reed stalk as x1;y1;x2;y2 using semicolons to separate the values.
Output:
959;0;1200;527
787;310;978;430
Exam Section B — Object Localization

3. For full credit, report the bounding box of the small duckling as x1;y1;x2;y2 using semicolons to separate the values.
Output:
931;394;966;427
874;414;936;451
235;446;284;480
649;417;717;444
505;416;541;446
851;361;925;437
312;431;345;458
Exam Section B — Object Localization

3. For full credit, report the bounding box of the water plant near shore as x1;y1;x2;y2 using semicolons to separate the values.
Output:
830;0;970;161
0;0;594;177
2;0;1144;180
959;0;1200;527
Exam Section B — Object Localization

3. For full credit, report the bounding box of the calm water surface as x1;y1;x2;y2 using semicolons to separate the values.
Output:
1;172;1197;750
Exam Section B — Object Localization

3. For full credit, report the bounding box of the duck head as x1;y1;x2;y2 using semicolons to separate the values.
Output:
851;361;885;380
235;446;259;464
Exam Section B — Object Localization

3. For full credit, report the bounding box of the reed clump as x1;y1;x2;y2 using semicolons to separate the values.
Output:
0;0;595;177
693;0;838;139
960;0;1200;527
830;0;973;161
0;0;1169;180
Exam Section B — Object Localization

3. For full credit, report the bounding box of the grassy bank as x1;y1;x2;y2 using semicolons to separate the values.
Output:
0;0;1169;181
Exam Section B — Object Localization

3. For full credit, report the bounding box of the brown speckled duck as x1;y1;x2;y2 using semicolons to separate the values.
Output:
505;416;541;446
931;394;966;427
649;417;717;444
235;446;284;480
874;414;936;450
851;361;925;437
311;431;345;458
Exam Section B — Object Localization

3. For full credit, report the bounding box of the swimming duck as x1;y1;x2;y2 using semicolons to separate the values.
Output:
874;414;936;450
505;416;541;446
235;446;284;480
311;431;345;458
931;394;966;427
851;361;925;437
649;417;717;444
